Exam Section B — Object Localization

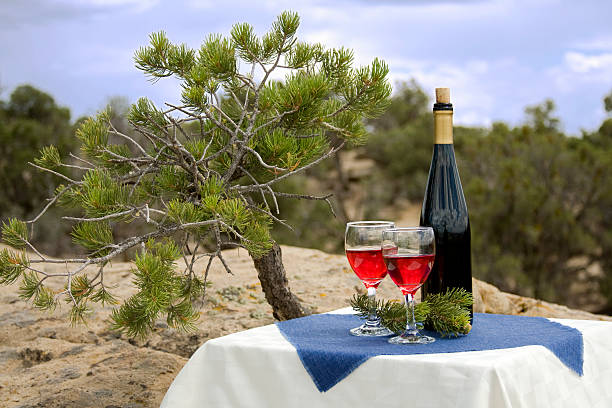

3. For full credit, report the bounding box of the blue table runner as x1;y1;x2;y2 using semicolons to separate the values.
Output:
276;313;583;392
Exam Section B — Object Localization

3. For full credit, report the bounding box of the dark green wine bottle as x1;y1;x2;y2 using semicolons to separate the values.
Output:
420;87;473;321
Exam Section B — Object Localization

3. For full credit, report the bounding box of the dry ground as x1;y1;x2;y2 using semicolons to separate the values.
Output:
0;245;609;407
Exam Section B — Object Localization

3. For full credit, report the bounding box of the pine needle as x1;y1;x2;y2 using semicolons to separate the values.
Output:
350;288;472;337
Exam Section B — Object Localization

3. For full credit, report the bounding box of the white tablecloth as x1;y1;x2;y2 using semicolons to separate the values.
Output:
161;308;612;408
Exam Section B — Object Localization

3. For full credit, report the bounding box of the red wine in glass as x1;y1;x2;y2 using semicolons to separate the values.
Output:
346;248;388;289
382;227;436;344
345;221;395;337
384;254;435;295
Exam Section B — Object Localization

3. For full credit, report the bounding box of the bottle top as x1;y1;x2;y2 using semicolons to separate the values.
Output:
433;87;453;143
435;88;450;104
434;87;453;111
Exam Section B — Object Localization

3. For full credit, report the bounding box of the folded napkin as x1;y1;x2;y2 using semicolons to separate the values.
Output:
276;313;583;392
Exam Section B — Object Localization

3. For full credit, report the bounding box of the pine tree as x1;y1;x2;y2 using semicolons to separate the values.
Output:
0;11;391;338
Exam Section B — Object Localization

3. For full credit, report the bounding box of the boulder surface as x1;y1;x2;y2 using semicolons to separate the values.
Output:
0;246;609;407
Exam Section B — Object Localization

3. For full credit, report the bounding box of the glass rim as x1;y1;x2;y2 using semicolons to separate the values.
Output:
383;227;433;232
346;220;395;228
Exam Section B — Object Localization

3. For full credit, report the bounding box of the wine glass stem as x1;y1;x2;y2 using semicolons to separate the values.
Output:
405;293;418;336
366;287;379;326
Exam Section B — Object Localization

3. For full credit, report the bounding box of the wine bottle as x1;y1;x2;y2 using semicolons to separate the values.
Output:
420;87;473;319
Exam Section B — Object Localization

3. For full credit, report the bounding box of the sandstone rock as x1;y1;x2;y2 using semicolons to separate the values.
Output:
18;347;53;368
0;245;609;407
473;278;519;315
473;277;611;322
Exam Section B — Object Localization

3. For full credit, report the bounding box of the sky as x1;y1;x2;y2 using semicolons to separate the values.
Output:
1;0;612;134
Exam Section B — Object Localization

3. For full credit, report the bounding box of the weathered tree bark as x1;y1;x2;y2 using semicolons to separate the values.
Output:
252;242;311;320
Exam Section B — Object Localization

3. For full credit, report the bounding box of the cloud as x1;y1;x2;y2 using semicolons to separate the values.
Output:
564;52;612;74
348;0;488;4
536;50;612;131
71;46;136;76
76;0;156;6
185;0;215;8
302;29;344;48
385;57;499;126
0;0;159;28
547;51;612;95
1;0;610;135
571;35;612;51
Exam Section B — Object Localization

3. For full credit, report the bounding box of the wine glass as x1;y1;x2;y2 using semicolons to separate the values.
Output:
345;221;395;337
382;227;436;344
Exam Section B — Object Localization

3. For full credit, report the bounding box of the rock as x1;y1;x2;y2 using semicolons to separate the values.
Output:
217;286;245;302
18;347;53;367
154;321;169;329
94;389;113;399
0;310;38;328
0;349;19;363
47;367;81;384
0;244;609;407
59;345;85;358
505;293;611;321
473;279;519;315
473;278;611;322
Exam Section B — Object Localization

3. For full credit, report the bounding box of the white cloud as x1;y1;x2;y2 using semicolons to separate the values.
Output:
70;0;158;7
0;0;159;28
2;0;610;134
72;46;136;76
386;57;499;126
539;50;612;132
187;0;294;11
459;110;492;127
547;51;612;95
185;0;215;8
571;35;612;51
564;52;612;74
302;29;344;48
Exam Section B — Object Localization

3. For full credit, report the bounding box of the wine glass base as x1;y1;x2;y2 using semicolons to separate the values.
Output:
349;324;394;337
388;334;435;344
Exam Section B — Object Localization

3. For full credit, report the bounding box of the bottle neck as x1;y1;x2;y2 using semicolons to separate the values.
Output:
433;110;453;144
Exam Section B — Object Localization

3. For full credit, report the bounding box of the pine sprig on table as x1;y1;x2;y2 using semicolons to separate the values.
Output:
350;288;472;337
426;288;472;336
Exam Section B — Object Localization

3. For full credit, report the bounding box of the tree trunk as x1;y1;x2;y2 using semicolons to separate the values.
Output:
252;242;311;320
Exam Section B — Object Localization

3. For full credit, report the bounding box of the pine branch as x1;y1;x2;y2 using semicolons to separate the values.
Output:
350;288;473;337
232;142;346;193
425;289;472;337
